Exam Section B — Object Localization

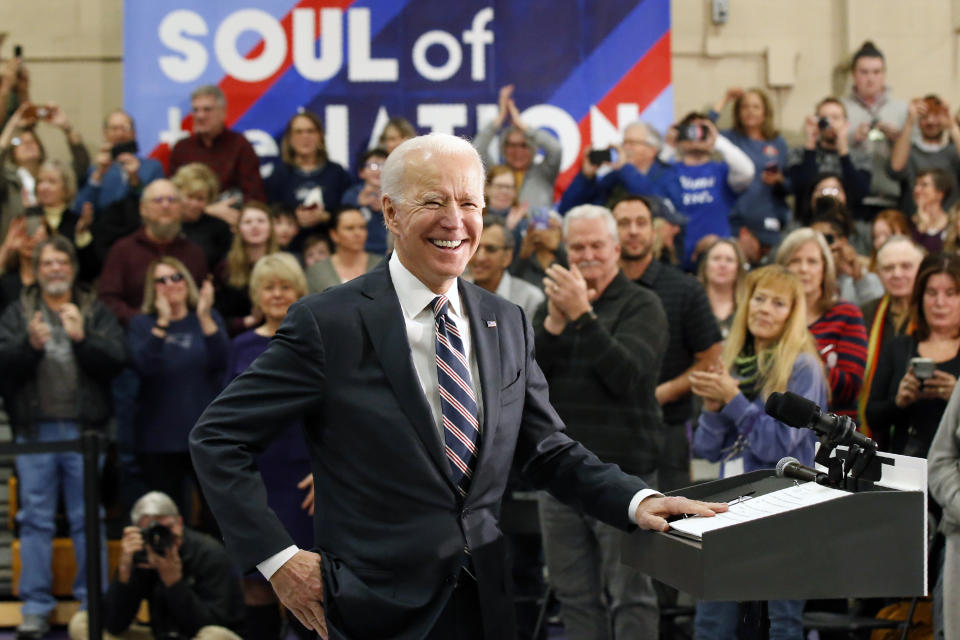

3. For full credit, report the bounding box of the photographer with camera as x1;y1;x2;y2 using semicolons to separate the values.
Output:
558;121;682;215
69;491;244;640
787;97;873;225
888;95;960;215
74;110;164;217
658;112;754;269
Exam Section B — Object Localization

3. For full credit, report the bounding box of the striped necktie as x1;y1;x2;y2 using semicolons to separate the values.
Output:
432;294;480;497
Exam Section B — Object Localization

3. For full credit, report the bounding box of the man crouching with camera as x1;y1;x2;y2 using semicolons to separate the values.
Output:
68;492;245;640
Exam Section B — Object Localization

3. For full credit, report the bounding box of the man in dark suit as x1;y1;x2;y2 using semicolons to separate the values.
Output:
189;134;724;640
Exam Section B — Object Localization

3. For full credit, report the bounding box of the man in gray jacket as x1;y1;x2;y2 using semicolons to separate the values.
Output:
0;234;126;639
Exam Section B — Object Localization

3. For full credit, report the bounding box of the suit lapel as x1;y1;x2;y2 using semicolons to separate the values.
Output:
461;282;502;482
358;266;454;490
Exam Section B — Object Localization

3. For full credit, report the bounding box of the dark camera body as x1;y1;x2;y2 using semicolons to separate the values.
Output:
111;140;139;160
817;117;830;131
677;123;707;142
588;148;612;165
133;522;175;564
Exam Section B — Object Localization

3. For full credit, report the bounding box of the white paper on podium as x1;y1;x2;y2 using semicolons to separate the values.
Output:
668;481;849;539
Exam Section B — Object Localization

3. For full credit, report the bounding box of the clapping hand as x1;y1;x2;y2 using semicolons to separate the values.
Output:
59;303;84;342
28;311;51;350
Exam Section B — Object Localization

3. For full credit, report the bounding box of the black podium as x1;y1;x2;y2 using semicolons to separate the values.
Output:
620;470;926;601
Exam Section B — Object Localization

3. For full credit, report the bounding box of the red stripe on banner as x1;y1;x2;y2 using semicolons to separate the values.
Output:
554;31;672;201
149;0;356;169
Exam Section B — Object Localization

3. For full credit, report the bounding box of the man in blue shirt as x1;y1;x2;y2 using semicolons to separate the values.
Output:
559;121;682;214
75;110;164;215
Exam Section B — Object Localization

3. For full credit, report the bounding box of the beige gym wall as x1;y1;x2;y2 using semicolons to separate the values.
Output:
0;0;957;163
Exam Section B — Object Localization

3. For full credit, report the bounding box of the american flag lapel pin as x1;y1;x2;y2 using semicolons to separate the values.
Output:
486;320;497;328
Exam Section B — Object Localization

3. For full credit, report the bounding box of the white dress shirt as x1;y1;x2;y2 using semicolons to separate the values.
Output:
258;254;658;580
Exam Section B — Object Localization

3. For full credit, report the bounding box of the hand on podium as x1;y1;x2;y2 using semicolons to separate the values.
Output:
635;496;728;532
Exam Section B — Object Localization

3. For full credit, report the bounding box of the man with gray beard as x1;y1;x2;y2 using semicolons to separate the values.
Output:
98;179;208;326
0;236;126;639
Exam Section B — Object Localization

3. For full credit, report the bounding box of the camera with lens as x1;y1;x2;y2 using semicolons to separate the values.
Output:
677;123;708;142
133;522;175;563
817;117;830;131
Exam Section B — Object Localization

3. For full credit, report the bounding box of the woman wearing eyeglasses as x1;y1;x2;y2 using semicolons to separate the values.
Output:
128;257;228;517
265;111;352;251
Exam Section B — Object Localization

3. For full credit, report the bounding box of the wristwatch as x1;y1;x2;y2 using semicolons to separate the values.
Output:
573;309;598;330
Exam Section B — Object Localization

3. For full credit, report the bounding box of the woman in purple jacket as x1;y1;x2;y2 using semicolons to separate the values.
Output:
691;265;828;640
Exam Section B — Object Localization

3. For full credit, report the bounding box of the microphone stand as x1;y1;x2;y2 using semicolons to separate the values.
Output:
812;415;881;492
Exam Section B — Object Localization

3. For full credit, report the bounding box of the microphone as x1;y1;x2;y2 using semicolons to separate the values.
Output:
775;456;826;484
764;391;877;451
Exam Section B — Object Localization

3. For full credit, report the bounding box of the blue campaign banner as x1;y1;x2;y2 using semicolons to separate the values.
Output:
124;0;672;199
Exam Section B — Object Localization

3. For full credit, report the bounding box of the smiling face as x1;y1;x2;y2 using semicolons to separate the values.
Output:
257;277;299;324
785;241;825;303
565;216;621;291
383;150;484;293
468;224;512;290
503;130;533;171
13;130;41;166
238;207;271;246
35;166;66;208
153;262;188;308
747;284;793;348
36;244;74;296
914;173;944;209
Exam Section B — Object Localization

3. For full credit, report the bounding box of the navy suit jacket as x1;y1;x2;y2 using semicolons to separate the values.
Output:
189;261;647;639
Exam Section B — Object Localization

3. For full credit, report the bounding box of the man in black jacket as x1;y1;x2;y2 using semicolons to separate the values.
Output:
68;491;245;640
0;235;126;639
534;204;668;639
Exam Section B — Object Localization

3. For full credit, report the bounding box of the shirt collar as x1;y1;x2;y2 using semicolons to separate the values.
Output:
637;258;661;287
389;252;465;321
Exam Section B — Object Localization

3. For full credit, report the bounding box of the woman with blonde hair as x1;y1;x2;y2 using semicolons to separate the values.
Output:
776;227;867;422
692;264;828;640
128;257;228;517
215;202;279;335
171;162;233;268
227;253;315;639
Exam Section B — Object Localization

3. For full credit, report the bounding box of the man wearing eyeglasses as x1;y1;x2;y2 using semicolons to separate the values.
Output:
98;179;207;326
0;236;126;639
467;216;544;317
558;121;683;216
168;85;265;203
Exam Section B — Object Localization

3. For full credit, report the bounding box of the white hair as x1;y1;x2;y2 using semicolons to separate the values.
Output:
380;133;485;204
877;234;925;264
625;121;662;150
130;491;179;524
563;204;618;243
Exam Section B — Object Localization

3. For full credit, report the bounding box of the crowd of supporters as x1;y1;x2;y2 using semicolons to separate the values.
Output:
0;38;959;639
